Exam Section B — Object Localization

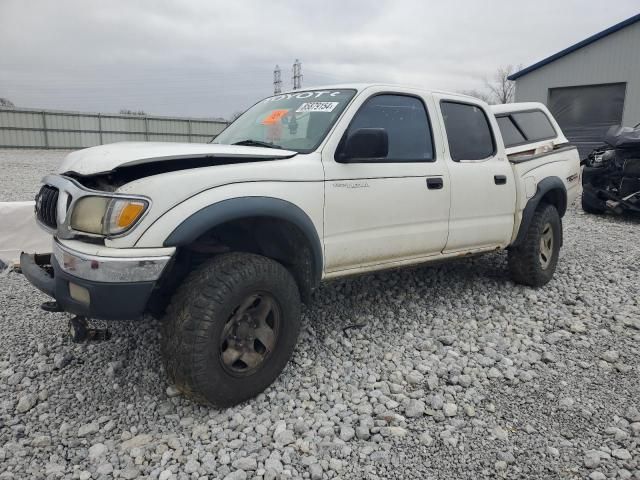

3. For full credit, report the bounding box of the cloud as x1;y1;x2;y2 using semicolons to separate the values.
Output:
1;0;638;117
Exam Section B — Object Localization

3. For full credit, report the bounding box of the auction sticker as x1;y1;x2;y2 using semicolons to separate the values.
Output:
261;109;289;125
296;102;339;113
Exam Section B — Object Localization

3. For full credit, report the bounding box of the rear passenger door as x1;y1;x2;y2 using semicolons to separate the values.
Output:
322;90;450;273
435;97;517;252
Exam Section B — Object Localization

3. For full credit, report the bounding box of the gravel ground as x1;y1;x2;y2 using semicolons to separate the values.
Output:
0;149;71;201
1;154;639;479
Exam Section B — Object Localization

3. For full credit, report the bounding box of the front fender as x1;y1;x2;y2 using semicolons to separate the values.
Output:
162;196;323;284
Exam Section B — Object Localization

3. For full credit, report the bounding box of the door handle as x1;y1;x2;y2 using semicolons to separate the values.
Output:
426;177;444;190
494;175;507;185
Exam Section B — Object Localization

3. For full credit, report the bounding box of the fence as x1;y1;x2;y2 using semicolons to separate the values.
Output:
0;107;229;149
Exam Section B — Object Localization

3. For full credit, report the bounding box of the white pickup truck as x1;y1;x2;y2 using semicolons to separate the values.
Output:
21;84;581;406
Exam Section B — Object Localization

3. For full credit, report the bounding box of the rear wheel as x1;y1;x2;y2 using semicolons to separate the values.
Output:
508;203;561;287
161;252;301;407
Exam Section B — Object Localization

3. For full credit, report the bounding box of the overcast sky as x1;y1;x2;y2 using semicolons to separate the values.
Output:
1;1;638;118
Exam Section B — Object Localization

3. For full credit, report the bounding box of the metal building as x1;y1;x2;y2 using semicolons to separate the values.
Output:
509;13;640;157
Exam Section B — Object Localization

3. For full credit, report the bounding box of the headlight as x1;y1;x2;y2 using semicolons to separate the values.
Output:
69;196;110;234
69;196;148;236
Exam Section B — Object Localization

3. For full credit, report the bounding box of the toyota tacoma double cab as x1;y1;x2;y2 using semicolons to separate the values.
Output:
21;85;581;406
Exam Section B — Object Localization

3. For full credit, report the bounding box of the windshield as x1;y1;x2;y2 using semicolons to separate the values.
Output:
213;89;356;152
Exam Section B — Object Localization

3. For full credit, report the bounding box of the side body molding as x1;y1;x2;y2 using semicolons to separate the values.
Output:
163;196;323;285
512;176;567;247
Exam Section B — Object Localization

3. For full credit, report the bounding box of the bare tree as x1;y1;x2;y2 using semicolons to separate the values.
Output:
458;89;494;105
0;97;15;108
484;65;521;104
119;109;147;116
458;65;521;105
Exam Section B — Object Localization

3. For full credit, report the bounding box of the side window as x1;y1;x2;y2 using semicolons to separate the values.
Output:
511;111;556;142
440;101;495;161
496;115;526;147
346;94;434;161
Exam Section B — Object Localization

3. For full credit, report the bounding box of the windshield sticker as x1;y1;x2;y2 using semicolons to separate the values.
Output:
261;109;289;125
263;91;344;103
296;102;339;113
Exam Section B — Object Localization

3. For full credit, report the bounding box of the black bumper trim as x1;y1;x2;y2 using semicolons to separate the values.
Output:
20;253;55;297
21;252;156;320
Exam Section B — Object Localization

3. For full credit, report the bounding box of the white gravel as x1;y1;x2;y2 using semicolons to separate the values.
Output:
0;149;71;201
1;150;639;479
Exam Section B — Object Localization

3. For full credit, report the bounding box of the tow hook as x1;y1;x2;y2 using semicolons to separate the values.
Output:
41;301;64;313
68;316;111;343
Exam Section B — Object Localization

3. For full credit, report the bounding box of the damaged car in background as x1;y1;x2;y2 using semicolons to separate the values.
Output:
582;123;640;215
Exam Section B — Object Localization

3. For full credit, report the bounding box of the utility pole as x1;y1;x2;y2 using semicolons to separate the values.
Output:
292;59;303;90
273;65;282;94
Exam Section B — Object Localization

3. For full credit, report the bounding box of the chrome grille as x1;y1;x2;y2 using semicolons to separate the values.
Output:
35;185;59;229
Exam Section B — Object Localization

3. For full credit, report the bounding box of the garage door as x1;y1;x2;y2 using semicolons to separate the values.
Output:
548;83;626;158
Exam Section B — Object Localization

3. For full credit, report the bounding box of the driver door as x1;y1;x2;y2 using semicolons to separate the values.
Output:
321;89;450;274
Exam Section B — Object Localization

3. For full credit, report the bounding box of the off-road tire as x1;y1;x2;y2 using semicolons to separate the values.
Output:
508;203;561;287
161;252;301;407
581;188;606;214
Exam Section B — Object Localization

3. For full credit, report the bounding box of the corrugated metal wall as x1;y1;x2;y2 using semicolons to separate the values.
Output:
0;108;229;148
513;21;640;127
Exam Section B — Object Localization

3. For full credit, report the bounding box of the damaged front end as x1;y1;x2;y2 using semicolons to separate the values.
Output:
582;124;640;215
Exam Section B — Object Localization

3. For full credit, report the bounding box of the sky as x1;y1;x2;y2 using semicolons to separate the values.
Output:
1;0;638;119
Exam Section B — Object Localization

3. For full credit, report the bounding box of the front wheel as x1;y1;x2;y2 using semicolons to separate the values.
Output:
508;203;562;287
161;252;301;407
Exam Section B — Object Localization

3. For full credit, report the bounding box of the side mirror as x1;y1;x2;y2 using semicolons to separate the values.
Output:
337;128;389;162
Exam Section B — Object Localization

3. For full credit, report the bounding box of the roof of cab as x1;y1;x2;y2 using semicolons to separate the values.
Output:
278;83;483;102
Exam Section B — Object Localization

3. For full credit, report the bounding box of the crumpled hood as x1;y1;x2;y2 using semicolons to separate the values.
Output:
57;141;298;176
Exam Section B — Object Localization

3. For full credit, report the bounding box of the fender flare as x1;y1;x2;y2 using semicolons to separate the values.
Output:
512;176;567;248
163;196;323;286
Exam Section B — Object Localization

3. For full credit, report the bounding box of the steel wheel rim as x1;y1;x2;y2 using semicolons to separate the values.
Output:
219;292;281;376
539;222;554;269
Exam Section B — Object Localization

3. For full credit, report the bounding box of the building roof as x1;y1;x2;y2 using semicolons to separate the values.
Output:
508;13;640;80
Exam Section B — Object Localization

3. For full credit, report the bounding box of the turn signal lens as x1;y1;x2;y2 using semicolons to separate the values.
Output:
105;199;148;235
117;202;145;228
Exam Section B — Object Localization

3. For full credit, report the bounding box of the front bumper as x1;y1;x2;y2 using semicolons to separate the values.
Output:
21;240;174;320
